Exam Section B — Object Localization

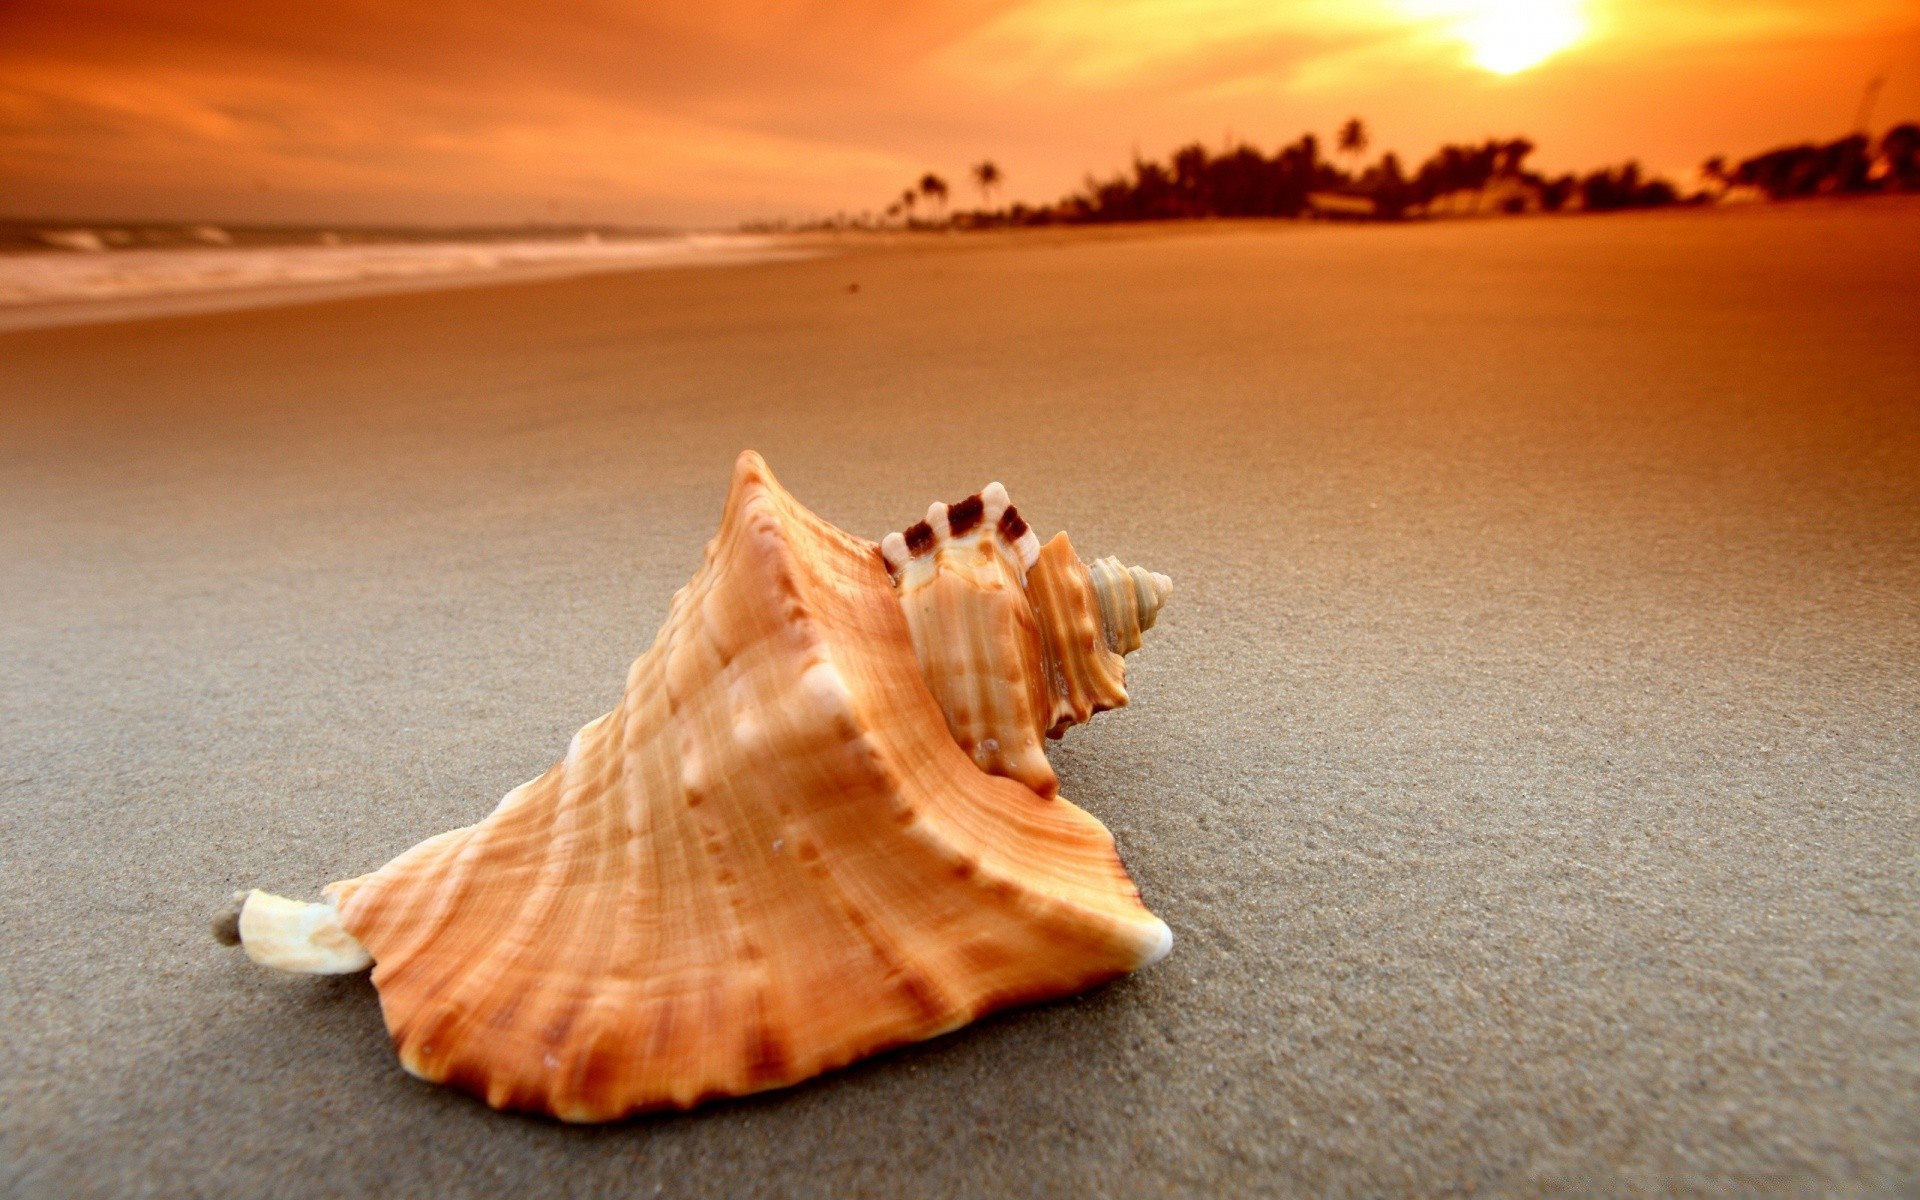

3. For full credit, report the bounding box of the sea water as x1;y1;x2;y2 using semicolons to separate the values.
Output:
0;233;796;308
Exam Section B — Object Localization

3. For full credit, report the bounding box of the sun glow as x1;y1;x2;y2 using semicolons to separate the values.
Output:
1413;0;1589;74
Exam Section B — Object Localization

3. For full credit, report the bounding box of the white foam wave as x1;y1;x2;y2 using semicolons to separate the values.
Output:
0;234;795;307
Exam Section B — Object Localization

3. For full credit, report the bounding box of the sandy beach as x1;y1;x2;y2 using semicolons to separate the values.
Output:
2;200;1916;1196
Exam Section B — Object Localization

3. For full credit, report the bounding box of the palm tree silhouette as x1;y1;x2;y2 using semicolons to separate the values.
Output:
1337;118;1369;177
971;160;1002;207
918;173;950;222
1700;155;1730;194
897;189;918;226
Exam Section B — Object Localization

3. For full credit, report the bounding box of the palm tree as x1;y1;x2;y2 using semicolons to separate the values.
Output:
1337;118;1369;176
918;173;949;221
1496;137;1534;176
1700;155;1730;195
971;160;1002;207
897;189;918;226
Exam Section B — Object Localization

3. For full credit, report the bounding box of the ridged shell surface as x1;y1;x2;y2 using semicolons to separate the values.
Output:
881;488;1172;794
883;486;1058;794
325;452;1169;1121
1027;533;1135;735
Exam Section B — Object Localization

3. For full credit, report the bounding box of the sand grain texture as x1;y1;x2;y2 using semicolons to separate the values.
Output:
2;201;1917;1196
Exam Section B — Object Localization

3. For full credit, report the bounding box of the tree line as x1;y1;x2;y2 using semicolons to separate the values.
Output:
831;120;1920;230
1707;127;1920;199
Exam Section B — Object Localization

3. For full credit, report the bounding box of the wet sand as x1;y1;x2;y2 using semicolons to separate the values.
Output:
2;200;1916;1197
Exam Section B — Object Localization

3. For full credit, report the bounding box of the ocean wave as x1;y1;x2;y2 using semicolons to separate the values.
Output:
0;234;793;307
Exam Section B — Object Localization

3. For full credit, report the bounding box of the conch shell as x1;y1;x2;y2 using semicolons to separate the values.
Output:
223;452;1173;1121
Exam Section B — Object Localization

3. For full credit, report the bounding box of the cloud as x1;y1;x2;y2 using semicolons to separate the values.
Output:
2;0;1917;223
2;0;992;221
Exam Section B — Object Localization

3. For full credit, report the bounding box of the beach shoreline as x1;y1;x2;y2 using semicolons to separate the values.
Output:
0;233;822;333
9;196;1912;335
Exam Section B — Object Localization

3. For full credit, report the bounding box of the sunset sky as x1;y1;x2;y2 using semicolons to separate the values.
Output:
4;0;1918;227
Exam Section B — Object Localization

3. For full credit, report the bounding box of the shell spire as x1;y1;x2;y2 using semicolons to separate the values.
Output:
1088;557;1174;656
218;452;1171;1122
881;482;1173;794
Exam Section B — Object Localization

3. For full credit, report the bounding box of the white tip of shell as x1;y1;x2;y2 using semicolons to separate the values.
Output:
1012;529;1041;571
1135;918;1175;967
1149;572;1173;602
925;502;951;539
238;890;372;975
880;531;909;574
981;482;1010;522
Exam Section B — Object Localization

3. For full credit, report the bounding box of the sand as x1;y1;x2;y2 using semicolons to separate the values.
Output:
2;200;1916;1198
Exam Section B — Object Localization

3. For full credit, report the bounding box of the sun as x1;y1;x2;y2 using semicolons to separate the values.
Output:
1410;0;1589;75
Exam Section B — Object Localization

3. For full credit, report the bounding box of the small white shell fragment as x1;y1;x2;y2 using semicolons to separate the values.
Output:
237;889;372;975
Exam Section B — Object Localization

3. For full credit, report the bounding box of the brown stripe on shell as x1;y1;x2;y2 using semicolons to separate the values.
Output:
945;494;984;537
997;506;1028;542
746;1007;795;1086
904;521;935;555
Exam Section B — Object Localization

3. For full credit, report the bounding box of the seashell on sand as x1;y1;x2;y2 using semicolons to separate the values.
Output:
223;451;1173;1121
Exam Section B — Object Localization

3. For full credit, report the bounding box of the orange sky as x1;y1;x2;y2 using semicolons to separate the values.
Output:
3;0;1917;227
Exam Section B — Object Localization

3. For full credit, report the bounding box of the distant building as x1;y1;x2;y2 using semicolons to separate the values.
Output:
1413;174;1544;218
1305;192;1379;220
38;229;108;252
